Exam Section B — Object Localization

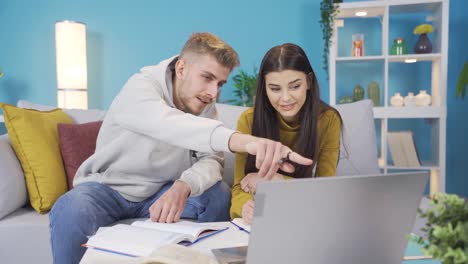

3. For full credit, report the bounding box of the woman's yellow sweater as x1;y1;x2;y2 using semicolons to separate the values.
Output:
230;107;342;219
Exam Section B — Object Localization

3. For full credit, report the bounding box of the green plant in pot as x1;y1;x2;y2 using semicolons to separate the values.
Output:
320;0;343;79
456;60;468;99
0;66;4;79
226;68;258;107
411;192;468;264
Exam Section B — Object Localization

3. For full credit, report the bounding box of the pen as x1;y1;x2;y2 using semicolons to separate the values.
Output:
249;188;255;201
230;221;250;234
82;244;139;258
187;226;230;246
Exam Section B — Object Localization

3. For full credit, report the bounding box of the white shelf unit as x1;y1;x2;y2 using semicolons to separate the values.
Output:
329;0;448;196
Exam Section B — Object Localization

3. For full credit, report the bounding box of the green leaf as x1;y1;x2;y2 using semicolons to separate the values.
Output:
416;192;468;263
228;67;258;107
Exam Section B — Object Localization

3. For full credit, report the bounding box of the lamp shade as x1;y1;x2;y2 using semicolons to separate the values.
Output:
55;21;88;109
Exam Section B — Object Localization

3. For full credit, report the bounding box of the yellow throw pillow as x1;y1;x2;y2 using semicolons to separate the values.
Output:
0;103;73;213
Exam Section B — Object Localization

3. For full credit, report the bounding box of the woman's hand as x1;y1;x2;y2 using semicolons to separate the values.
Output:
240;172;285;194
228;133;313;180
242;200;255;224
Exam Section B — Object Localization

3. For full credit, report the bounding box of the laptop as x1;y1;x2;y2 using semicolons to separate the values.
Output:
213;172;428;264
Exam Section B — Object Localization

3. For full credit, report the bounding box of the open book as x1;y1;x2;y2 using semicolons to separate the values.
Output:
84;220;228;257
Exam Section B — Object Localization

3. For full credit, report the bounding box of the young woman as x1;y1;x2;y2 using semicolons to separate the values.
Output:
230;43;342;224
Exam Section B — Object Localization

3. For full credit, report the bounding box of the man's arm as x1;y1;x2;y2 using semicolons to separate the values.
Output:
178;151;224;196
111;75;234;153
113;74;312;180
149;151;223;223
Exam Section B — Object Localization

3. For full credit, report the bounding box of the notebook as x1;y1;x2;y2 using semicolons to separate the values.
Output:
213;172;428;264
84;220;228;257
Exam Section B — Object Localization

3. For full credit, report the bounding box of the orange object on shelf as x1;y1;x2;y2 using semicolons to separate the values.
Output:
352;33;364;57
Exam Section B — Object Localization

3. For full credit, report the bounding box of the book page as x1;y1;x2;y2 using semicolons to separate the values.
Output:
131;220;224;239
86;224;185;257
142;244;217;264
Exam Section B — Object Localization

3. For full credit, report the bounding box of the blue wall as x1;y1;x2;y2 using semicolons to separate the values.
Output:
0;0;329;108
0;0;467;196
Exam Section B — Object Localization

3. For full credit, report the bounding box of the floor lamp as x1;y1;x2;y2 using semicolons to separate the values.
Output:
55;20;88;109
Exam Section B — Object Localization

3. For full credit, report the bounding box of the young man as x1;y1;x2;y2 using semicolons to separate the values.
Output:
49;32;312;263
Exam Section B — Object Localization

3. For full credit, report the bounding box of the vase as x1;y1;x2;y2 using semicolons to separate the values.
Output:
404;92;416;107
352;33;364;57
353;85;364;101
390;92;404;107
391;38;408;55
415;90;431;106
414;33;432;54
367;81;380;106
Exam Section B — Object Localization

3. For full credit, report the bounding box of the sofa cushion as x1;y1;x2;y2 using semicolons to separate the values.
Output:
58;121;103;190
0;135;28;220
0;207;52;263
334;100;380;176
17;100;106;123
215;103;249;186
0;104;73;213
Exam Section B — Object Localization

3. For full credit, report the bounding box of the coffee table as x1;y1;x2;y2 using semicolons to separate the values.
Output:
80;221;440;264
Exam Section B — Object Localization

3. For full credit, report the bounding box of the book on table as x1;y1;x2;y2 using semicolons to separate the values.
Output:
83;220;228;257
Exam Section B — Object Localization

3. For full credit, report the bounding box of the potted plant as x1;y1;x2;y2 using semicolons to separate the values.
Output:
456;61;468;99
412;192;468;264
0;66;3;78
226;68;258;107
320;0;343;79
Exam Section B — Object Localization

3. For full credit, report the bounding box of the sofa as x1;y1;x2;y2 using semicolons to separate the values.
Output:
0;99;386;263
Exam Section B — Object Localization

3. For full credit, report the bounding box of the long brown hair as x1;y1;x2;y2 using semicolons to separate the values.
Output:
245;43;338;178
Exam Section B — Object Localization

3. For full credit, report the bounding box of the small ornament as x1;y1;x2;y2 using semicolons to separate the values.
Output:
352;33;364;57
413;24;434;54
390;92;404;107
367;81;380;107
353;85;365;101
404;92;416;107
339;96;353;104
391;38;408;55
415;90;432;106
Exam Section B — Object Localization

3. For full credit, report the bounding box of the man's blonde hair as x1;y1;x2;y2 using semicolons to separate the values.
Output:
180;32;240;70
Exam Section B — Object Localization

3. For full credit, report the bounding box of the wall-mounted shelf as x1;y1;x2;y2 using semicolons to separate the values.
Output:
373;106;445;119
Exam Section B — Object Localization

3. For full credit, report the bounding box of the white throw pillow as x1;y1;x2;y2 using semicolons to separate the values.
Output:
16;100;106;123
0;134;28;219
334;100;380;176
